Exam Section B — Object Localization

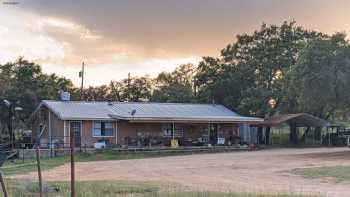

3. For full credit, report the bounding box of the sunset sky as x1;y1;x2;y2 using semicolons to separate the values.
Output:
1;0;350;86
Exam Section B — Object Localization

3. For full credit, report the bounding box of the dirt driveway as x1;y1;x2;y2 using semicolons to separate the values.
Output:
15;148;350;197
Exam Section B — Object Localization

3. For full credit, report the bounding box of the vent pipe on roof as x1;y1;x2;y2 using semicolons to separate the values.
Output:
107;99;113;106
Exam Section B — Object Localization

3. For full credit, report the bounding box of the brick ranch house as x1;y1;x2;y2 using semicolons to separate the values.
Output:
30;100;263;148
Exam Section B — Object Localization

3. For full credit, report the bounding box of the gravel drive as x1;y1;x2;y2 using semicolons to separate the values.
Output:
14;147;350;197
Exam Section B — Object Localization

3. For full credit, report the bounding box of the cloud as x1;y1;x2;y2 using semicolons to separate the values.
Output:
0;10;66;64
2;0;350;85
21;36;65;61
17;0;350;61
0;25;9;36
36;17;101;40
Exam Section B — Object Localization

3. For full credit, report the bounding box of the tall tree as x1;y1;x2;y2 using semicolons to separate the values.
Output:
123;76;153;102
282;33;350;120
0;57;76;138
152;64;195;102
196;21;325;117
280;33;350;143
83;85;109;101
107;80;125;101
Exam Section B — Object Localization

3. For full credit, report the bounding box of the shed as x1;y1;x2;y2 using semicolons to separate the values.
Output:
255;113;328;127
253;113;328;145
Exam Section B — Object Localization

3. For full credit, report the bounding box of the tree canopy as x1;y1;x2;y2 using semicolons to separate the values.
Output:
196;21;326;117
281;33;350;120
0;57;78;135
1;21;350;137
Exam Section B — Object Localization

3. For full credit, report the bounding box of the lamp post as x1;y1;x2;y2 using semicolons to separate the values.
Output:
3;100;23;149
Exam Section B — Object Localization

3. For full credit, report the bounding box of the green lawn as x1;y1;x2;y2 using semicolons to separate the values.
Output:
1;149;197;176
291;166;350;182
4;179;321;197
2;156;67;176
76;149;195;162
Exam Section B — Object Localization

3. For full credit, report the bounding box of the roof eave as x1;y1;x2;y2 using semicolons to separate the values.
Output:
108;114;263;123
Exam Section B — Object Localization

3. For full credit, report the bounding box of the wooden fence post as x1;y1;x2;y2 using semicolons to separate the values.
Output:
70;128;75;197
36;147;43;197
0;170;8;197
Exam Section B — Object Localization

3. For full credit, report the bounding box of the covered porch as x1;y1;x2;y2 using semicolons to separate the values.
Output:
115;120;259;148
110;111;263;148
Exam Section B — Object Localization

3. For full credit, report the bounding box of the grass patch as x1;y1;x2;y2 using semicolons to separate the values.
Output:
291;166;350;182
4;179;321;197
1;149;196;176
2;157;67;176
6;179;159;197
75;149;194;162
149;192;321;197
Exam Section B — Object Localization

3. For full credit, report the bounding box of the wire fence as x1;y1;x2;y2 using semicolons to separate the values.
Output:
0;135;77;197
0;127;349;196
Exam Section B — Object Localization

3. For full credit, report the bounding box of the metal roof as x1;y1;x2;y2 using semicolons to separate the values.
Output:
253;113;328;127
39;100;263;123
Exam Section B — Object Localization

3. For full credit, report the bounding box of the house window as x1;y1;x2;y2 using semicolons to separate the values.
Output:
162;124;183;138
93;121;114;137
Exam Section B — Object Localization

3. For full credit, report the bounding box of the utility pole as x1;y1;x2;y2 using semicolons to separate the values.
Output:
127;73;131;101
79;62;85;101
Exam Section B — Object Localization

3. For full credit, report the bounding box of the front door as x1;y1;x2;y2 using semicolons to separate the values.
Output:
70;121;82;147
210;123;218;145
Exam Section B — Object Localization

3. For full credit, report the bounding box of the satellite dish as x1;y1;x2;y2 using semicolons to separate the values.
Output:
3;100;10;107
131;109;136;116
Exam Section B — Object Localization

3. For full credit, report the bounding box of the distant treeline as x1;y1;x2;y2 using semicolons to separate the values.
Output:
1;21;350;134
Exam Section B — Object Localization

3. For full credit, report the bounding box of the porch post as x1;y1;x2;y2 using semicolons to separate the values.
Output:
328;127;330;146
172;122;175;140
279;128;282;145
67;121;71;146
48;111;52;148
207;122;210;145
48;111;52;157
248;125;251;144
64;120;67;147
115;120;118;145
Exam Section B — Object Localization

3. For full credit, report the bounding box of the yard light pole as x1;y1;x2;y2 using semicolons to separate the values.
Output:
2;100;23;149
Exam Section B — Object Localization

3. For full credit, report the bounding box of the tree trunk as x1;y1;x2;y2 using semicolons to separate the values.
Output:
314;127;322;141
300;127;310;143
258;127;264;144
265;127;271;145
290;125;299;145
